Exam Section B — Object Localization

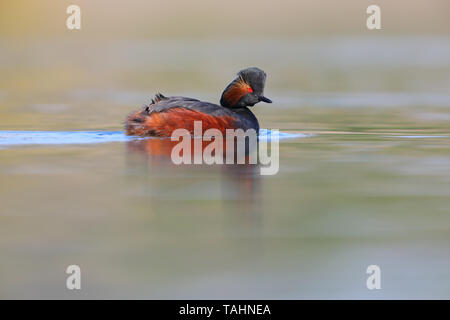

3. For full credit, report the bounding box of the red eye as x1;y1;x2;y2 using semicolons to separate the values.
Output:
247;87;253;93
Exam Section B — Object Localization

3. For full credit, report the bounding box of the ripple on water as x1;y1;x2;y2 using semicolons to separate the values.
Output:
0;130;308;147
0;131;131;146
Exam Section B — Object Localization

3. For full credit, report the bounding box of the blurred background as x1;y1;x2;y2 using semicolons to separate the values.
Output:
1;0;450;299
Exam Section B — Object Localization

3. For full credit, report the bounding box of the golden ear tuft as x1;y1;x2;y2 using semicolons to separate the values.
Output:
223;78;253;107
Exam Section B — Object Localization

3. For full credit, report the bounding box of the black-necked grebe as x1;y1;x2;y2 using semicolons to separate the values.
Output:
125;67;272;137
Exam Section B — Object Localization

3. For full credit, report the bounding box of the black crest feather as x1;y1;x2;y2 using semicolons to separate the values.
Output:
144;92;167;113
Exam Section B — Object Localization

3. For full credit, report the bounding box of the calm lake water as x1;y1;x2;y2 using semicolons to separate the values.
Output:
1;37;450;299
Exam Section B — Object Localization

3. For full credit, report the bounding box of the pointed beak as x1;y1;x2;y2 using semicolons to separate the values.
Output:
259;96;272;103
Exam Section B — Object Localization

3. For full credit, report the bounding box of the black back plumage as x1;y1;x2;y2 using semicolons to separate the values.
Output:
142;93;259;132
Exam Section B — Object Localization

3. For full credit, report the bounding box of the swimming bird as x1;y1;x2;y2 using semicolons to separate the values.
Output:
125;67;272;137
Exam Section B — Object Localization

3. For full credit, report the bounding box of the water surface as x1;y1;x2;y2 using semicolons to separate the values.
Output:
1;37;450;299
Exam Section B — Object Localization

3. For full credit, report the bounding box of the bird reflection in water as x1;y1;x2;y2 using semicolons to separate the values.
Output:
125;136;262;225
